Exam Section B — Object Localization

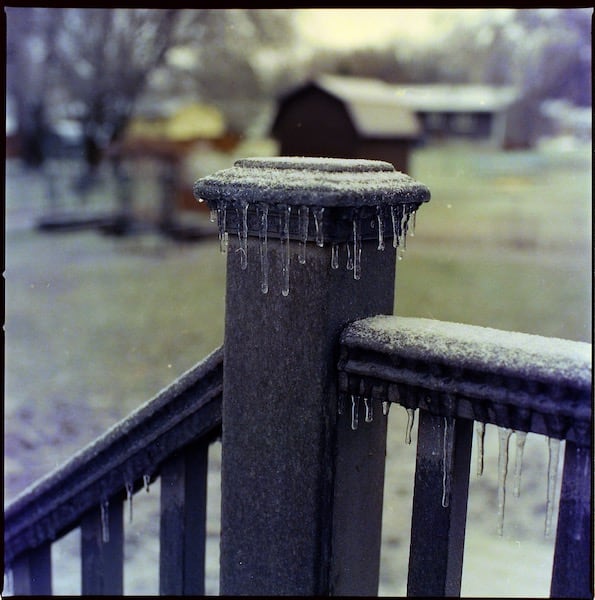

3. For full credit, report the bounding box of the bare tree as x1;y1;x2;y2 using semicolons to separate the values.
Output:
45;8;179;182
6;8;64;168
165;9;297;133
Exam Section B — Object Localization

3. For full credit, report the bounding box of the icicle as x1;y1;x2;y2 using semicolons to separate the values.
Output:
512;431;528;498
544;437;561;537
209;207;217;223
313;207;325;247
126;482;134;524
143;474;151;493
298;205;309;264
352;218;362;280
382;400;391;416
346;243;353;270
391;205;399;248
337;394;345;415
351;395;359;431
239;200;248;270
217;203;228;254
391;205;403;248
280;204;291;296
100;499;110;543
475;421;486;477
258;205;269;294
364;398;373;423
331;243;339;269
496;427;513;536
401;210;409;251
410;209;417;237
442;417;455;508
376;207;385;251
405;408;415;445
218;207;228;252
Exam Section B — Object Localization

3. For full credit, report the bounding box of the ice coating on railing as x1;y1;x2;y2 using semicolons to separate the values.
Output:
342;315;592;389
339;316;590;539
194;156;430;295
339;392;566;534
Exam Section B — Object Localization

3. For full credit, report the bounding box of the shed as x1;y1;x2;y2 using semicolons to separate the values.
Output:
125;101;226;143
391;84;518;147
113;100;240;218
271;75;421;172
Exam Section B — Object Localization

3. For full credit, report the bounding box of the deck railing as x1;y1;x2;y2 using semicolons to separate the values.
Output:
4;156;592;597
4;347;223;595
338;315;591;597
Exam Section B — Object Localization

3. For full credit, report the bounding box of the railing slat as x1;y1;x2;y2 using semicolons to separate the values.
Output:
12;543;52;595
407;411;473;596
81;497;124;595
550;440;592;599
159;438;210;595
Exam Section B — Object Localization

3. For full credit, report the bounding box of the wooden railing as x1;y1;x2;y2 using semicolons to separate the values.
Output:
4;347;223;595
338;315;592;598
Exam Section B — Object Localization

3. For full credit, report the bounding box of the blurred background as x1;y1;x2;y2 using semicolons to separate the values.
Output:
4;8;592;597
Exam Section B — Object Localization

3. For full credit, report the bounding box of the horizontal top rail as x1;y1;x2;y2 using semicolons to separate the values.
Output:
4;346;223;567
339;316;591;445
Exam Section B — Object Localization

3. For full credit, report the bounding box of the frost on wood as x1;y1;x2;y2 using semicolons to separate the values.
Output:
339;315;590;537
194;156;430;207
342;315;591;389
194;156;430;295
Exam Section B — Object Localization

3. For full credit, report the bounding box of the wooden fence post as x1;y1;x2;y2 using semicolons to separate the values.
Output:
194;157;430;595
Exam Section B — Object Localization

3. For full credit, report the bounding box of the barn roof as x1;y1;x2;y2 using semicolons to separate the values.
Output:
299;75;422;139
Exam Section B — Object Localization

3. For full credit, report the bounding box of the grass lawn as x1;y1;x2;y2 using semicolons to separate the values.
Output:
398;140;591;342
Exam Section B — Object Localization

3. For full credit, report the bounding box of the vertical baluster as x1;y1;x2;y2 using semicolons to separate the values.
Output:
159;437;210;595
550;440;592;598
407;411;473;597
11;543;52;595
81;496;124;595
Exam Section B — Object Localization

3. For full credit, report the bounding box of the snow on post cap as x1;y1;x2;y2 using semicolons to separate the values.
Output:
193;156;430;207
235;156;394;172
342;316;592;389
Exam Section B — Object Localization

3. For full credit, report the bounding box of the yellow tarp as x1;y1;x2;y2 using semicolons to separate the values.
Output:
126;103;225;142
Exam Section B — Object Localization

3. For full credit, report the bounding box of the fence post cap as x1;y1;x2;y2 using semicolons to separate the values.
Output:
193;156;430;208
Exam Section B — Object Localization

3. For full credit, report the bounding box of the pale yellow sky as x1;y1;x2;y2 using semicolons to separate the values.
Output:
295;9;514;50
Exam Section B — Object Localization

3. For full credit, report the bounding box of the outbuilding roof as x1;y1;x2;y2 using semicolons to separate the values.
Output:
279;75;519;140
293;75;422;139
390;83;518;113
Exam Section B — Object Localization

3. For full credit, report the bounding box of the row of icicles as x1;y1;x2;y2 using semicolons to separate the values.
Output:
98;474;152;543
200;199;418;295
342;396;562;539
95;409;560;544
